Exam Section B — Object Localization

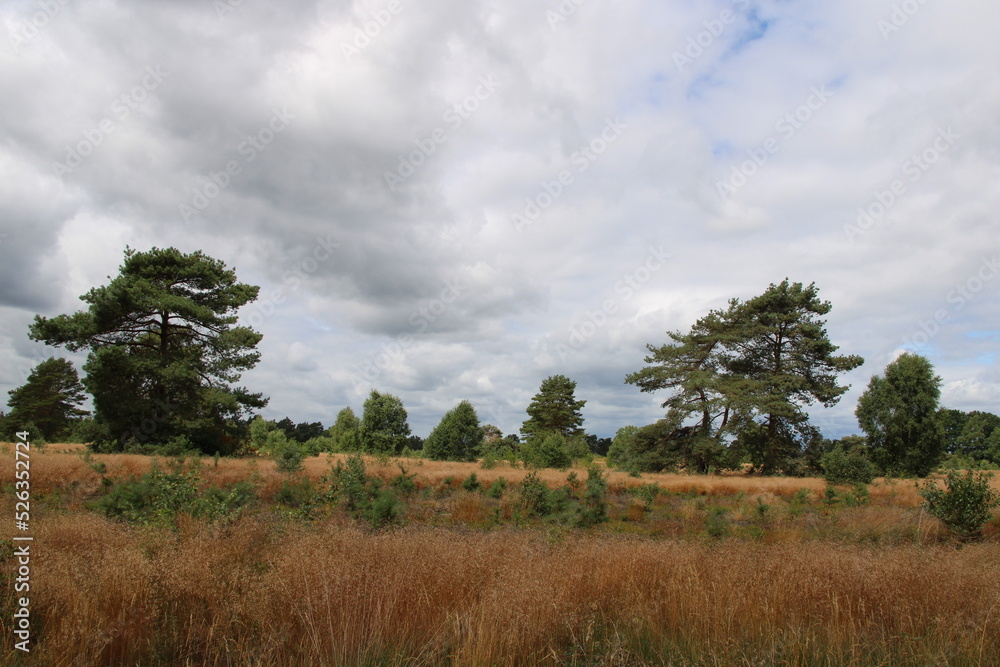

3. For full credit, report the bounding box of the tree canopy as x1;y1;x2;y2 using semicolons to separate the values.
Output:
28;247;266;453
3;357;89;442
856;352;946;477
423;400;482;461
626;280;863;473
359;390;411;454
520;375;587;443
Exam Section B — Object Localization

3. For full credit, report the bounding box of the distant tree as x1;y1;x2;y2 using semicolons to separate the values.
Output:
359;390;411;454
856;353;946;477
28;247;266;454
627;280;863;474
520;375;586;444
954;411;1000;461
937;408;968;454
4;357;89;442
606;426;639;468
328;407;361;452
424;400;482;461
521;432;571;470
585;434;612;456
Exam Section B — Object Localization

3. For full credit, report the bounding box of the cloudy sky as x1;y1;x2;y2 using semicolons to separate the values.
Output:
1;0;998;439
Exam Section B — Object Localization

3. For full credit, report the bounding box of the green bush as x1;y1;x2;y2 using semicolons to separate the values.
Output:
821;444;877;485
577;465;608;527
486;477;508;499
920;470;1000;541
461;472;482;492
517;471;551;516
274;440;305;474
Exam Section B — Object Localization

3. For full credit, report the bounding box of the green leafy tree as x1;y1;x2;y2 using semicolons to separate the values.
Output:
521;432;572;469
359;390;411;454
4;357;89;441
328;406;361;452
856;353;946;477
954;411;1000;461
628;280;863;473
920;470;1000;541
520;375;586;444
28;247;266;454
606;425;639;467
424;400;482;461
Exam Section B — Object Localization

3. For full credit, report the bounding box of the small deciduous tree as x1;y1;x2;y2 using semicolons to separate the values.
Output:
328;406;361;452
424;400;482;461
359;390;411;455
856;353;946;477
920;470;1000;541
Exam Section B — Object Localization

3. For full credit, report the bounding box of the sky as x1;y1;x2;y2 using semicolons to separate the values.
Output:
1;0;998;440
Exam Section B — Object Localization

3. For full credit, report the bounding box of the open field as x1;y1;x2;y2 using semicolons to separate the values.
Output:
2;444;1000;665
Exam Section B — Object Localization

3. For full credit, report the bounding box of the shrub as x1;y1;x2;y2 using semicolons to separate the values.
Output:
522;433;571;470
517;471;551;517
461;473;482;492
577;465;608;527
274;440;305;474
486;477;508;499
821;444;877;485
367;489;405;529
920;470;1000;541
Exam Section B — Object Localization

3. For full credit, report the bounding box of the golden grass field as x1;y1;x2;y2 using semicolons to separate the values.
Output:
2;443;999;666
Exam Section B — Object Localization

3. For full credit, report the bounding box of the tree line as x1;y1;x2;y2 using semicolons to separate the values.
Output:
3;246;997;479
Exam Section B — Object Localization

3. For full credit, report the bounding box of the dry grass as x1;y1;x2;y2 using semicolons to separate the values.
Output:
2;513;999;666
3;445;1000;665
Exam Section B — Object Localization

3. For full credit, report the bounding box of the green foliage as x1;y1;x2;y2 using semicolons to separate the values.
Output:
276;478;314;508
99;460;254;524
920;470;1000;541
520;375;587;443
857;353;946;477
424;400;482;461
359;390;411;455
577;465;609;527
606;426;639;467
461;472;482;492
633;483;661;510
522;432;572;470
274;439;305;474
517;471;551;517
29;247;267;454
705;506;729;538
328;406;361;452
821;443;877;485
611;421;725;474
627;279;863;474
4;357;89;442
486;477;508;499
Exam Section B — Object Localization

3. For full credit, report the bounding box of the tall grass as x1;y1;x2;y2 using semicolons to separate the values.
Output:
2;513;999;665
2;445;999;665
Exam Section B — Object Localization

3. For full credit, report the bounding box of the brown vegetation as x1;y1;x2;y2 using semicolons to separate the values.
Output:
1;445;999;665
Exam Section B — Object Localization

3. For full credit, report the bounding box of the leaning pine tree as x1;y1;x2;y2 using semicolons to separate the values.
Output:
29;247;267;453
